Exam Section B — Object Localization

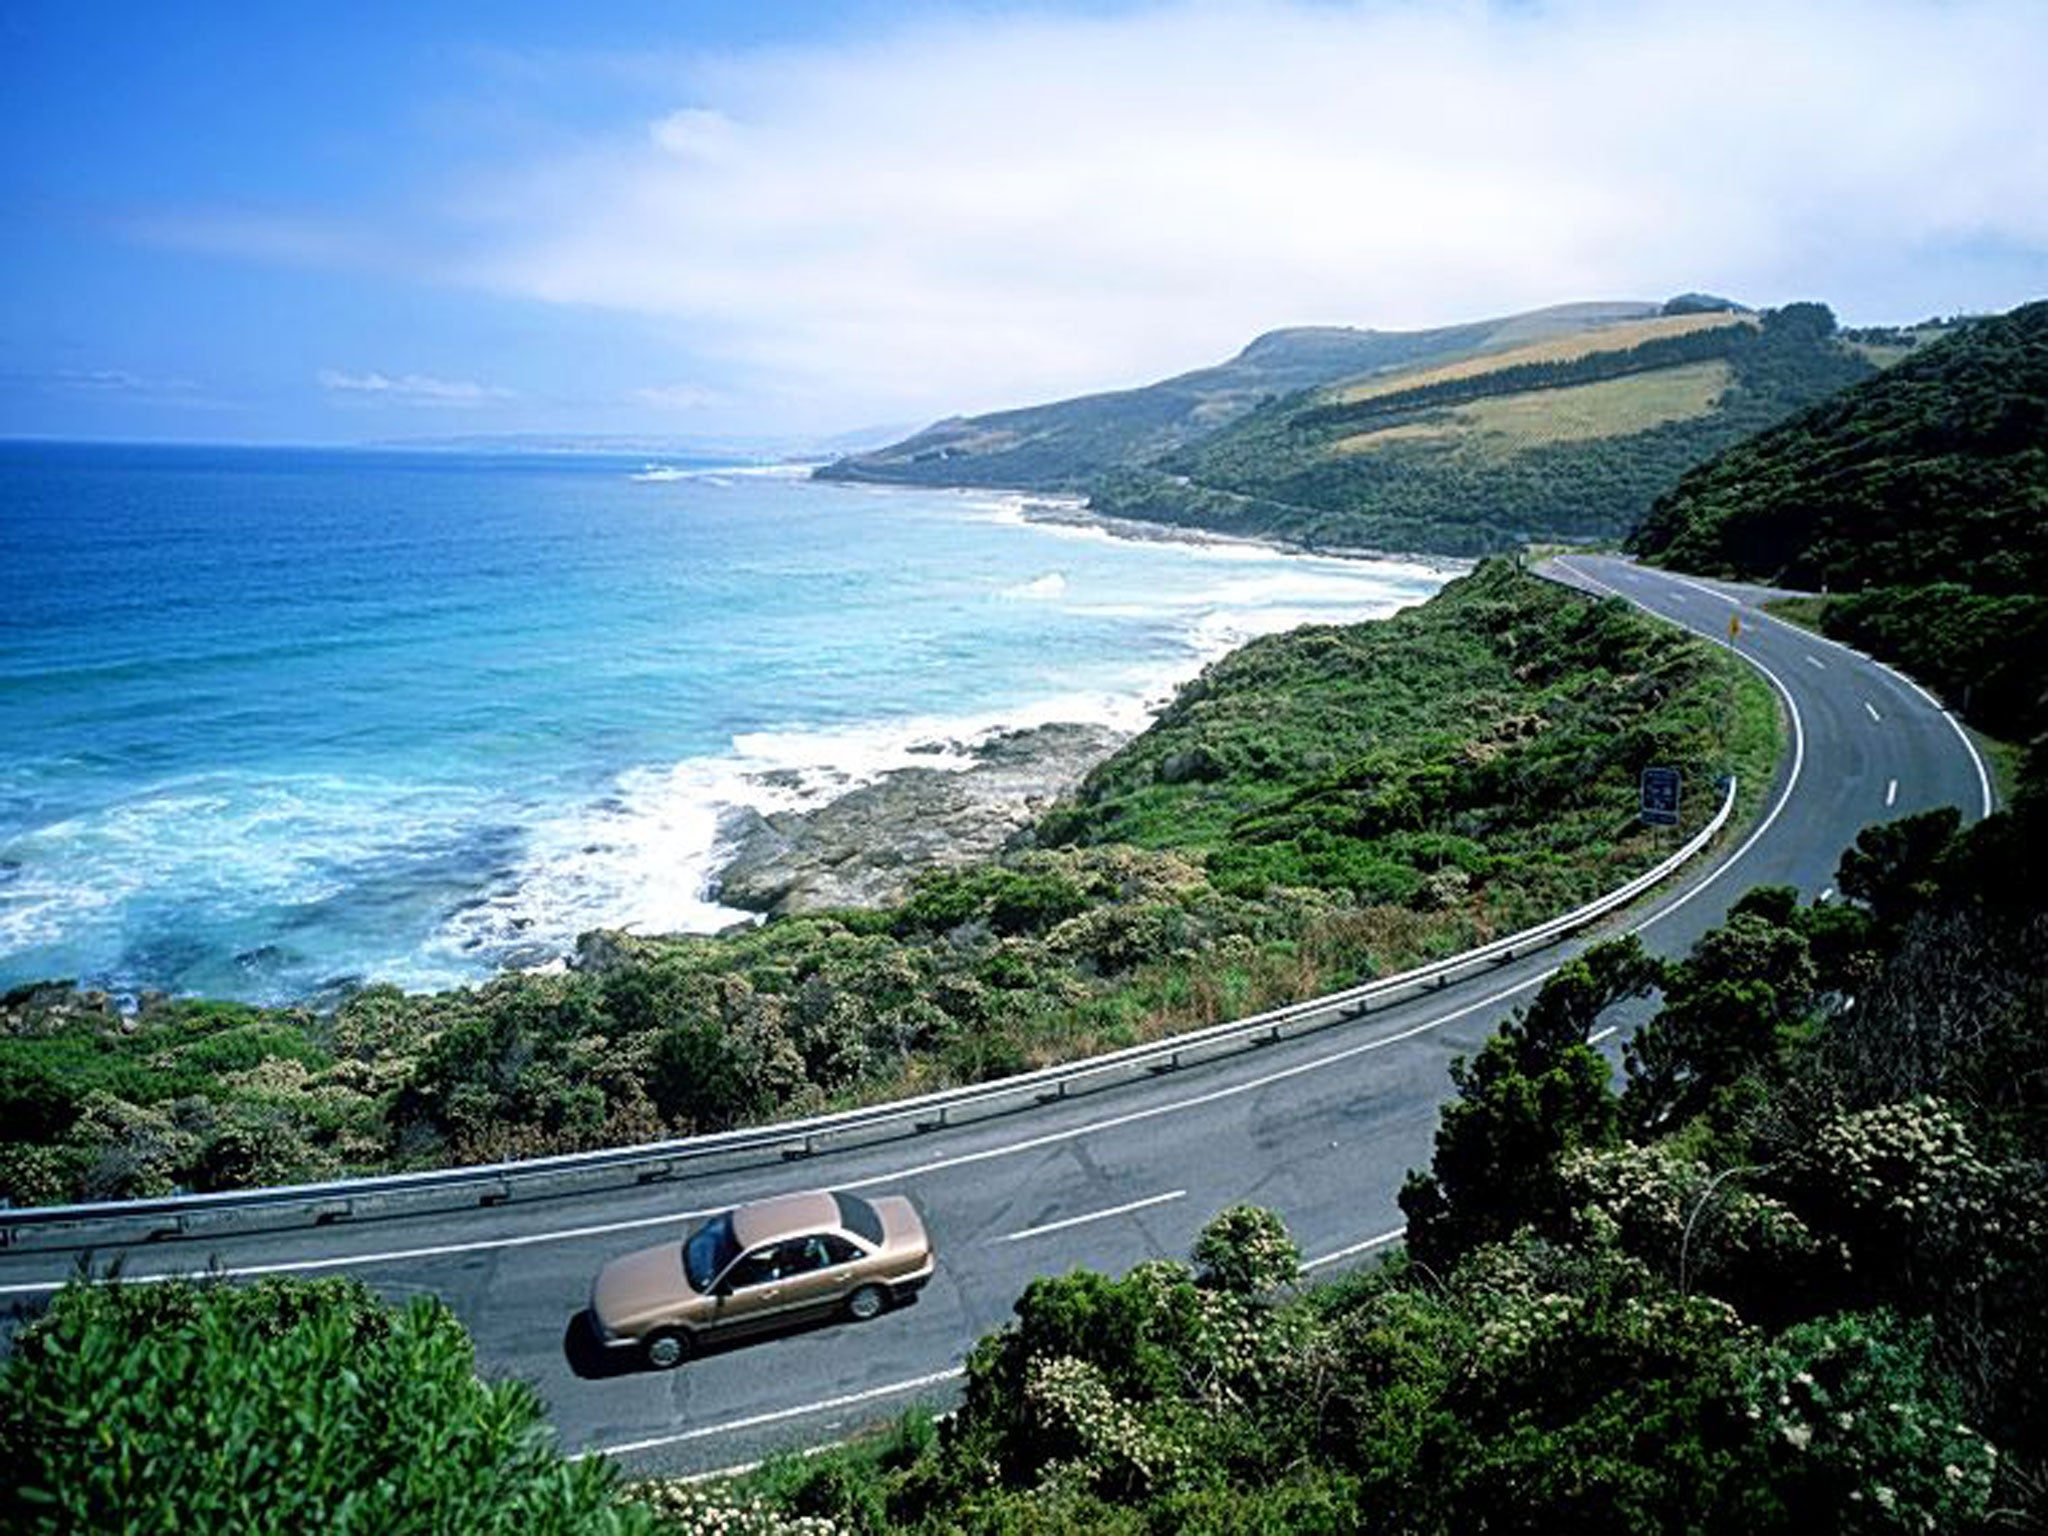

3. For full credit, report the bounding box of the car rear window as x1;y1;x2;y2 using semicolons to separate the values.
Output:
834;1192;884;1245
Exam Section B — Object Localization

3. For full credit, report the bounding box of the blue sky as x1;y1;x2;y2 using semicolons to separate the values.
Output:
6;0;2047;447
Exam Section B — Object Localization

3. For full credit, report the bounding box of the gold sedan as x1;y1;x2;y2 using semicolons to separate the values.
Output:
589;1188;934;1368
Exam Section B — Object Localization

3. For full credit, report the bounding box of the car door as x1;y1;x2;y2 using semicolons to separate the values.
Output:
709;1244;791;1337
773;1234;858;1321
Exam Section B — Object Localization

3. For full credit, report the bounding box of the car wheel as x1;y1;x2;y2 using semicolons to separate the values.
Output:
845;1284;887;1323
644;1329;692;1370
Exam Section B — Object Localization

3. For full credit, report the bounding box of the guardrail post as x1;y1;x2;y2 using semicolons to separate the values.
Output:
916;1106;949;1133
1036;1080;1069;1104
636;1159;674;1184
312;1199;352;1225
479;1179;511;1207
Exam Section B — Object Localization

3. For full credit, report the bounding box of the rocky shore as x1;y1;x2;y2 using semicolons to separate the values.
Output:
709;720;1128;917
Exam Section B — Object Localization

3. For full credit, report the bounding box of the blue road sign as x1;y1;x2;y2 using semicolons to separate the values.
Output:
1640;766;1681;827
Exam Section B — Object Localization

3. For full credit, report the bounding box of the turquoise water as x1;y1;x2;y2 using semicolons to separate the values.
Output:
1;443;1446;1002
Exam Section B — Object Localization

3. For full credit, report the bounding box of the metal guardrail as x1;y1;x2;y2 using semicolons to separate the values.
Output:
0;778;1736;1249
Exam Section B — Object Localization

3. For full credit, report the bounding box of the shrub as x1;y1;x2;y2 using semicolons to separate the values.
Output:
0;1276;643;1533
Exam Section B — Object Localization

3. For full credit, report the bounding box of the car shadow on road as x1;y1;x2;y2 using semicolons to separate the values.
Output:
562;1294;922;1381
563;1310;643;1380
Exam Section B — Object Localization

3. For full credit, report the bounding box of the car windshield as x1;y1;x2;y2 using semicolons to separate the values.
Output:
683;1212;741;1292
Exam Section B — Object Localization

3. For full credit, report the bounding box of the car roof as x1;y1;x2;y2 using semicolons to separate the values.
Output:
729;1190;841;1250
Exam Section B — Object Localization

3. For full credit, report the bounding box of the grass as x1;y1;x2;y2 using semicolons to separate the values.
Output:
1334;362;1733;459
1327;311;1750;405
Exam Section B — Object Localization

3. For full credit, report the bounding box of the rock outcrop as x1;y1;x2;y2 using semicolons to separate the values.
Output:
711;722;1127;916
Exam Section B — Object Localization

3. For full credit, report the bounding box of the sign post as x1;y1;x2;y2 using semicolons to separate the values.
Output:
1640;766;1681;828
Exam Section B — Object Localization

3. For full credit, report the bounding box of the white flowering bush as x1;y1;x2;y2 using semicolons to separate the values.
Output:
1024;1354;1187;1494
630;1478;844;1535
1793;1096;2016;1296
1739;1311;1998;1533
1559;1143;1833;1311
1192;1203;1302;1296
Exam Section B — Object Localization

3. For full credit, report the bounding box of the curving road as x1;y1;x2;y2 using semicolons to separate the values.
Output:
0;555;1995;1478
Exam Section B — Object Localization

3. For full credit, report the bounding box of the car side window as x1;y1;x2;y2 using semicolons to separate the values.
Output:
723;1247;781;1290
776;1237;832;1277
818;1234;861;1266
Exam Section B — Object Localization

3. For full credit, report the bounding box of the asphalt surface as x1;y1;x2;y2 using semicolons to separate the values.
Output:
0;554;1996;1477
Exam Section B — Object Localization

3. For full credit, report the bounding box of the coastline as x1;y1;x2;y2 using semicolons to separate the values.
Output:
686;489;1462;929
2;457;1453;1004
997;488;1475;576
707;719;1130;918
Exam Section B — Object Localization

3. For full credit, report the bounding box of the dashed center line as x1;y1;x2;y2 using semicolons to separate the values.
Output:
1301;1226;1407;1272
1864;701;1884;723
999;1189;1186;1242
1887;779;1899;807
1804;655;1826;671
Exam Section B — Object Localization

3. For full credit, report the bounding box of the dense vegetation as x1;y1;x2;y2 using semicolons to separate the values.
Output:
1629;301;2048;593
1106;303;1876;556
815;303;1661;494
0;563;1773;1206
0;1276;637;1533
1628;298;2048;746
19;784;2037;1531
664;771;2048;1533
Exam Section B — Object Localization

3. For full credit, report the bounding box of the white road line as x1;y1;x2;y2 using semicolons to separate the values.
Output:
1588;1025;1619;1045
1720;586;1994;819
1301;1226;1407;1272
1864;701;1883;723
1804;655;1826;671
1662;572;1743;606
999;1190;1185;1243
581;1366;965;1461
0;1207;721;1297
1886;779;1899;807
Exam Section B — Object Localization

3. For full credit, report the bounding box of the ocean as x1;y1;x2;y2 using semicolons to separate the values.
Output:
1;442;1447;1004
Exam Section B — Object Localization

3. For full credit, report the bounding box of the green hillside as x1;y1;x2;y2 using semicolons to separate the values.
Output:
1104;301;1878;556
1629;300;2048;591
1629;299;2048;742
815;302;1666;492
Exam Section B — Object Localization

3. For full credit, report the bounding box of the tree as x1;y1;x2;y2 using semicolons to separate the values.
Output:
1623;903;1817;1138
1402;939;1662;1269
1835;808;1962;935
0;1276;643;1533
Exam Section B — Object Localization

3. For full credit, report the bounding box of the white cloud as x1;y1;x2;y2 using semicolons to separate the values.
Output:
317;369;513;405
632;382;721;412
441;1;2048;425
649;108;739;164
129;210;382;268
51;368;200;395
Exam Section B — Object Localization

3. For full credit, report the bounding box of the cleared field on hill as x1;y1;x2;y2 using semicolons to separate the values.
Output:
1334;360;1733;458
1328;310;1750;405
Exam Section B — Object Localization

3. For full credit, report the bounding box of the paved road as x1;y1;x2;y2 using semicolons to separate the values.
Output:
0;555;1995;1477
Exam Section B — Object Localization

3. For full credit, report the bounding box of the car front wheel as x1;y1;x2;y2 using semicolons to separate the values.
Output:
845;1284;887;1322
645;1329;692;1369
